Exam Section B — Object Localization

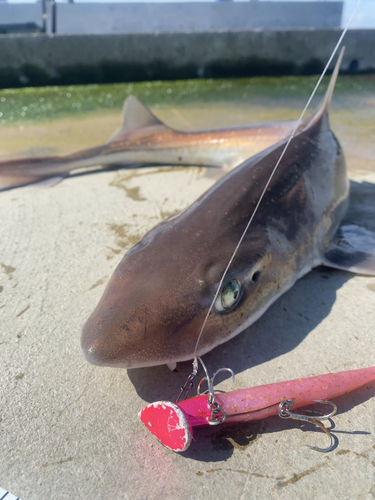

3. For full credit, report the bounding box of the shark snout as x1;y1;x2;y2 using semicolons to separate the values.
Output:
81;293;165;368
80;259;206;368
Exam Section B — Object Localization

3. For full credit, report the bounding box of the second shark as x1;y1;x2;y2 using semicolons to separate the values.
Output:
0;96;298;190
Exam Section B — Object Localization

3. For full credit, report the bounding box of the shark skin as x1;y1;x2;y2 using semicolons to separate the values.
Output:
81;49;375;369
0;96;297;191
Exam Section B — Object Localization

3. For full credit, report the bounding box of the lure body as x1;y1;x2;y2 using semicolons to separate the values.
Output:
139;367;375;452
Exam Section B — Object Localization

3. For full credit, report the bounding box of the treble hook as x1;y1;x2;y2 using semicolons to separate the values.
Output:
195;357;235;425
197;365;236;402
278;399;337;452
175;356;235;411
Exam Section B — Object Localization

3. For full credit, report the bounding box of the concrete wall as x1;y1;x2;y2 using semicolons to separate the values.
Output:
0;2;343;35
0;3;44;33
0;29;374;88
0;4;43;26
54;2;343;34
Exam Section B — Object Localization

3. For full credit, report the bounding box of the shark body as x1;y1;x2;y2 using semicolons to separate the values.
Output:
0;96;297;190
81;50;375;369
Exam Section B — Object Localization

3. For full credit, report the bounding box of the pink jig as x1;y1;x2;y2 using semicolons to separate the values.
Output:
139;366;375;452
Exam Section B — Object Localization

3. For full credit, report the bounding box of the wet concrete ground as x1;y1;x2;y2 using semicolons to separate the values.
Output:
0;77;374;499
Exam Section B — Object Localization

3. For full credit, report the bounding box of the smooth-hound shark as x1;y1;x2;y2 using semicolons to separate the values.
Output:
0;96;297;190
81;50;375;369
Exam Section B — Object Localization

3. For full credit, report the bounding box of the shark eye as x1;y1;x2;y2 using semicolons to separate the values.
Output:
215;279;241;312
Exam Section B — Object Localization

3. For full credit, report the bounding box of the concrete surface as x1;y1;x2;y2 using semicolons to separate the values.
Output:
1;28;375;89
0;86;374;499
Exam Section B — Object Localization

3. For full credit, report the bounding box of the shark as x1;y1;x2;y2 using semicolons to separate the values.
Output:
81;49;375;370
0;96;298;190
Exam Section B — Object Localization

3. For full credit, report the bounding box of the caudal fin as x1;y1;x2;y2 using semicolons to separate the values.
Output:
0;156;66;191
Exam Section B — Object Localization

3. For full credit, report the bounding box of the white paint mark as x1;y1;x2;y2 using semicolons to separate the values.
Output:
0;487;21;500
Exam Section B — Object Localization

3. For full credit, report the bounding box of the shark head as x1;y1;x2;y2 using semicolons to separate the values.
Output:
81;131;312;369
81;207;278;368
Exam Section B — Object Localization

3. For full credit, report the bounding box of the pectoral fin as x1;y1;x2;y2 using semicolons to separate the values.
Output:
322;225;375;275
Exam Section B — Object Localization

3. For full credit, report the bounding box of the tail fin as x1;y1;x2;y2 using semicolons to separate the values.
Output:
107;95;170;143
0;156;65;191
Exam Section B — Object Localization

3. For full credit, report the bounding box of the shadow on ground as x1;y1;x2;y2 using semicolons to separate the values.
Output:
343;180;375;232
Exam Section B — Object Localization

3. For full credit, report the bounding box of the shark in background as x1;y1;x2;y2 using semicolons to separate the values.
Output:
0;96;298;190
81;48;375;371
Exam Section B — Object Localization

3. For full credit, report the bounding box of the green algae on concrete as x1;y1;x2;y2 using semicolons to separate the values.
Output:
1;75;374;125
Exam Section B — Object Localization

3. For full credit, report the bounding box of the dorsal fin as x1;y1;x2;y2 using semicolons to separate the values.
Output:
302;46;345;129
108;96;167;143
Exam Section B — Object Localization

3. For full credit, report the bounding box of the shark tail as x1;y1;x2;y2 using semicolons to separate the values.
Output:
0;156;67;191
0;96;169;191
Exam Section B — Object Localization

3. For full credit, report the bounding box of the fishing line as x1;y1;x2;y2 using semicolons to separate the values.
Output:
193;0;361;357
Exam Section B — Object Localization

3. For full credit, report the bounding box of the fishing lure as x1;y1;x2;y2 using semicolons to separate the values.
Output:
139;359;375;453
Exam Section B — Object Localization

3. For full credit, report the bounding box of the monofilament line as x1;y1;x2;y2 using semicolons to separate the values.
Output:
193;0;361;356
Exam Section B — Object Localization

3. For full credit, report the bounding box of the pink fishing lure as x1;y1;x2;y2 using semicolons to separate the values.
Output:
139;366;375;452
